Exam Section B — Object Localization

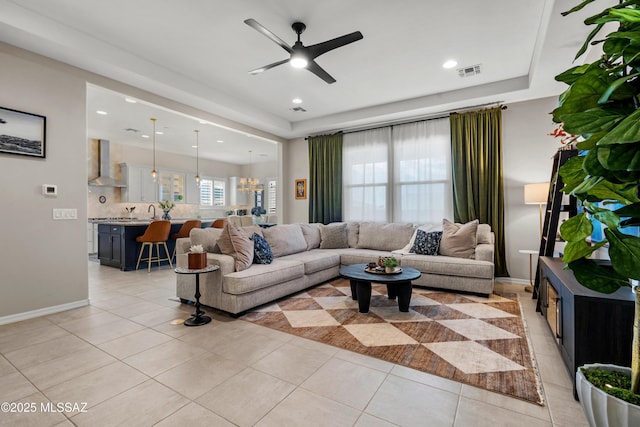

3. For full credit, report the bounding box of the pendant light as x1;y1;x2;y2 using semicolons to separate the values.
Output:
238;150;260;192
194;129;200;187
150;117;157;182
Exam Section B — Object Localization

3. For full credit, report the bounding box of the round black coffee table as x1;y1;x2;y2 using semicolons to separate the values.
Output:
339;263;421;313
175;265;219;326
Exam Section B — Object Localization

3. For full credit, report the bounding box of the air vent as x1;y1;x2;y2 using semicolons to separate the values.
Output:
125;128;140;133
291;107;307;112
457;64;481;78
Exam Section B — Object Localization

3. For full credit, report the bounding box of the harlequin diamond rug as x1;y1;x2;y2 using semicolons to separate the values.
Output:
241;278;544;405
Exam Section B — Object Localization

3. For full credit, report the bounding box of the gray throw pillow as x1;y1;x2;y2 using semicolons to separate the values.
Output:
300;223;321;250
319;223;348;249
410;230;443;255
262;224;307;257
439;219;478;259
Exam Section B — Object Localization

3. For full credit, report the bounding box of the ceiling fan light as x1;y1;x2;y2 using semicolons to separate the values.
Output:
290;54;308;69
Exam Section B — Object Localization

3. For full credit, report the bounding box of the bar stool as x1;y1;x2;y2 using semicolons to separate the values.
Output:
135;220;172;272
170;219;201;261
211;218;227;229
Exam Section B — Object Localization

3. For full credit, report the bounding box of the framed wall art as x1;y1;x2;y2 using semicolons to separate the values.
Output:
295;178;307;200
0;107;46;158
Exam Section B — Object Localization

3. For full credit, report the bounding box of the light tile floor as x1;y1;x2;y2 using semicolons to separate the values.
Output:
0;261;588;426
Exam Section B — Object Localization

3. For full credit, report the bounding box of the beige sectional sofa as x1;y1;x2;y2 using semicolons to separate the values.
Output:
175;221;495;315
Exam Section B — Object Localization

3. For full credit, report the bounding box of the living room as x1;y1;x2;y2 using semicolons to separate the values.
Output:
1;1;625;425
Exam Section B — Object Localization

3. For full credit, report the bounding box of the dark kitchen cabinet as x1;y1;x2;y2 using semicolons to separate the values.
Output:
98;224;123;268
538;257;635;398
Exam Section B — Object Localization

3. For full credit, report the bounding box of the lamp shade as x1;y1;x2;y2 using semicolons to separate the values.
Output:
524;182;548;205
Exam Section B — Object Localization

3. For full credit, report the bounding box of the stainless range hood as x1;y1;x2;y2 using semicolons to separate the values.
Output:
88;139;127;187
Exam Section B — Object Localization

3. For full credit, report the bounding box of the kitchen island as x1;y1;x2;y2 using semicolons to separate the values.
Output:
95;219;213;271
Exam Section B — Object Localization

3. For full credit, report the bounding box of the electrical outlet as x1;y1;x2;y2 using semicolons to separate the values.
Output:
52;208;78;220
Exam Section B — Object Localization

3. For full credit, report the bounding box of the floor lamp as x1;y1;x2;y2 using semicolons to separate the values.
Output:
522;182;549;291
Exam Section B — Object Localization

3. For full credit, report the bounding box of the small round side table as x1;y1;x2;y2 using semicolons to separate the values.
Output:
175;265;219;326
519;249;538;293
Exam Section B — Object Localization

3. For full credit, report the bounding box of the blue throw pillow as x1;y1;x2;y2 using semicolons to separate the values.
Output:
252;233;273;264
410;230;443;255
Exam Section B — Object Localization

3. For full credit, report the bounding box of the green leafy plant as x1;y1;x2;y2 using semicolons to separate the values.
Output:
382;257;398;269
158;200;175;211
553;0;640;397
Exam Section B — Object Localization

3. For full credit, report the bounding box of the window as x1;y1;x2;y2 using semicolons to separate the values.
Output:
343;118;452;223
267;180;277;214
199;178;226;207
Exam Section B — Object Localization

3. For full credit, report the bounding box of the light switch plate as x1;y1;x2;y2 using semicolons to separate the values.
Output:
53;208;77;220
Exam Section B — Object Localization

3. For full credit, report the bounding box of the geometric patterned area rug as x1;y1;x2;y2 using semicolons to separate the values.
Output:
241;278;544;405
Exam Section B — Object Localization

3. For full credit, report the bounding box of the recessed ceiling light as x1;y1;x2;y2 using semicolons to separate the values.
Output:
191;145;197;148
155;131;163;135
292;98;303;104
442;59;457;69
141;134;149;138
124;98;137;103
96;110;108;115
217;140;224;143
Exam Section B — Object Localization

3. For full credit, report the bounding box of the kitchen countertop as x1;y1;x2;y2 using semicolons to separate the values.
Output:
89;218;220;225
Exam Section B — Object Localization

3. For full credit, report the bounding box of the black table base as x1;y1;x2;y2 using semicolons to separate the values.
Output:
350;279;412;313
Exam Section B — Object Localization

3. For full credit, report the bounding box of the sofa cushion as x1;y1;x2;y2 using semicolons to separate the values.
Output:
280;249;340;275
262;224;307;257
223;259;305;295
357;222;416;251
477;224;492;244
217;223;254;271
252;233;273;264
189;228;223;253
347;222;360;248
401;254;493;279
411;230;443;255
300;223;321;250
439;219;478;259
336;248;396;266
319;223;348;249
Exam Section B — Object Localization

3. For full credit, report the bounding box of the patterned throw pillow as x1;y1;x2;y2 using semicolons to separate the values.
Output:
252;233;273;264
410;230;443;255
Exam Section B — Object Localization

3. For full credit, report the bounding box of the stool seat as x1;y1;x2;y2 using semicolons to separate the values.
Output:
135;220;172;272
170;219;201;261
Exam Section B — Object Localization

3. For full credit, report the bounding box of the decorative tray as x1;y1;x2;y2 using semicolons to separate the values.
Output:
364;267;403;275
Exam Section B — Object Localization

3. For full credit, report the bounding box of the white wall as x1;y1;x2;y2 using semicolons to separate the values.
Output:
0;43;89;321
281;97;563;281
284;138;309;224
503;96;561;282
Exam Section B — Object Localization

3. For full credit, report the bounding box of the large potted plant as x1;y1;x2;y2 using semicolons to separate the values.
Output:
553;1;640;425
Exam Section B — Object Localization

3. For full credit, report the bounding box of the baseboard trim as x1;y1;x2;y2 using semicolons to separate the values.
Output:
496;277;531;285
0;299;90;325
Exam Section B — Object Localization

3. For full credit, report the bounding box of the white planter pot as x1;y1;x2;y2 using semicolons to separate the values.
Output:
576;363;640;427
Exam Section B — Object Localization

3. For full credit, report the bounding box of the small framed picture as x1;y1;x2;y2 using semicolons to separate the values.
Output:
0;107;46;158
295;178;307;200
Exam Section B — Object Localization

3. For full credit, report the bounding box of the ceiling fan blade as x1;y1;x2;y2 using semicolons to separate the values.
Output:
307;31;363;60
248;58;289;75
306;60;336;84
244;19;293;54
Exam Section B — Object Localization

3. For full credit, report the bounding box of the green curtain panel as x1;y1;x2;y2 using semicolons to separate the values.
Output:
308;134;343;224
450;107;509;277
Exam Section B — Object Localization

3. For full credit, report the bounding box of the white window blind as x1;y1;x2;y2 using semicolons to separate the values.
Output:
267;180;277;214
343;118;452;223
198;178;226;207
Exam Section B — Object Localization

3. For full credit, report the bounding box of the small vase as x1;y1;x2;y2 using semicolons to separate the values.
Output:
385;267;392;273
162;210;171;220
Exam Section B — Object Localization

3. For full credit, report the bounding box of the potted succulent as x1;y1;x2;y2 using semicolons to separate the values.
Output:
188;244;207;270
382;257;399;273
553;0;640;424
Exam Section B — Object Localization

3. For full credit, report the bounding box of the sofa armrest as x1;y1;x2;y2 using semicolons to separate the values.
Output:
475;243;494;263
176;237;191;256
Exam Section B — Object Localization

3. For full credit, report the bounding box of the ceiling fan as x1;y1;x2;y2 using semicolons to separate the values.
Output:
244;18;363;84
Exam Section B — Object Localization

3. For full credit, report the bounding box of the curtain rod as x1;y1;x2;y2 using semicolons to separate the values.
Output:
306;101;507;139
